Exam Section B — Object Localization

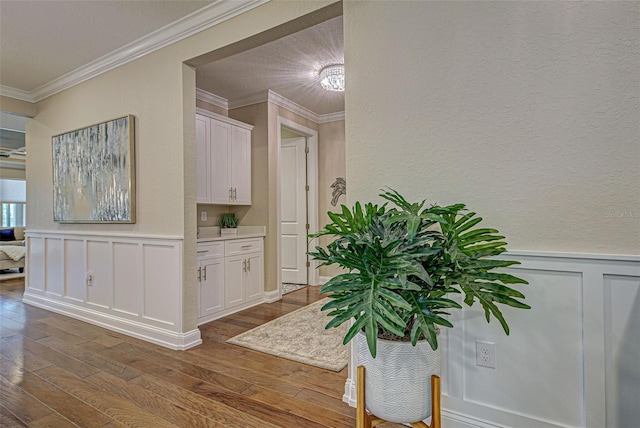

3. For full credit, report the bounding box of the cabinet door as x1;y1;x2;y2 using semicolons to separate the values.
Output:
210;119;232;204
230;127;251;205
224;255;245;309
195;115;211;203
245;253;264;302
199;257;224;317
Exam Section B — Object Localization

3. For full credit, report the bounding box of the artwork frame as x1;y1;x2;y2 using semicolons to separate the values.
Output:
52;115;136;223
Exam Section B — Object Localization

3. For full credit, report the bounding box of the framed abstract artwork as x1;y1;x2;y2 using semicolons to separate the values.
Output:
52;115;136;223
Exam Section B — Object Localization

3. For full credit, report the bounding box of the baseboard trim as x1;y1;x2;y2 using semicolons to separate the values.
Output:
197;296;267;326
23;291;202;350
264;289;281;303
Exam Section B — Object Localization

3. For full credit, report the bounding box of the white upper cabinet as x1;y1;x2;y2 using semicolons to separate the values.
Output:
230;126;251;205
196;110;253;205
195;115;211;204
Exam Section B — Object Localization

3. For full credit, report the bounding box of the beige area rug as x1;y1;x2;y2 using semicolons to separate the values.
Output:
227;298;349;372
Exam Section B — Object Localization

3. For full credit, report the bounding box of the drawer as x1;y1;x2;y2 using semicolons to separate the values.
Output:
225;238;263;256
197;242;224;259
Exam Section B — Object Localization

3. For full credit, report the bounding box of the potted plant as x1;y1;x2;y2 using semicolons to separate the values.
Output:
220;212;238;236
309;189;530;424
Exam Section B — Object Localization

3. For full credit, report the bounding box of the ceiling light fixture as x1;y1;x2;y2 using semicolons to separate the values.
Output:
319;64;345;92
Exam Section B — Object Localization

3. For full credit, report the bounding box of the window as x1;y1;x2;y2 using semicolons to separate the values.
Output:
1;202;25;227
0;179;26;227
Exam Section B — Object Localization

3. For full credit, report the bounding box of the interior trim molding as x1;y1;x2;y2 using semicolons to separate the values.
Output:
0;85;34;103
342;249;640;428
27;229;183;241
196;88;229;110
1;0;269;103
22;293;202;350
226;89;345;124
264;289;281;303
24;231;192;351
317;111;346;123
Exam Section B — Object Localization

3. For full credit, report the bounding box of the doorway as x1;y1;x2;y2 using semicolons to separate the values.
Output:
280;131;307;284
277;117;319;293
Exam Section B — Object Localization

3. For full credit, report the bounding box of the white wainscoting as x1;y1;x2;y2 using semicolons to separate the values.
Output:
23;230;202;350
343;251;640;428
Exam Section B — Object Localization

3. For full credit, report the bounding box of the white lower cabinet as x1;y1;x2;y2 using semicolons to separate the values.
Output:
197;237;264;325
197;242;224;319
198;257;224;317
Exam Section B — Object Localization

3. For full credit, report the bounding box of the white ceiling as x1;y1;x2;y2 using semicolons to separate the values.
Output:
0;0;345;117
196;16;344;116
0;0;213;92
0;1;344;165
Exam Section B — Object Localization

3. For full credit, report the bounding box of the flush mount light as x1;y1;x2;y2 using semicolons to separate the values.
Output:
319;64;345;92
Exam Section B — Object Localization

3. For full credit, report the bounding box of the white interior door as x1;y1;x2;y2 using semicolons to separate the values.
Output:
280;136;308;284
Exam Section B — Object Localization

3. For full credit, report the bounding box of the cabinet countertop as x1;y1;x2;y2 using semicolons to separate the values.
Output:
197;226;265;243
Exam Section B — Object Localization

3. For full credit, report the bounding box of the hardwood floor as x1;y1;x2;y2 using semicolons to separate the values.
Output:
0;279;361;427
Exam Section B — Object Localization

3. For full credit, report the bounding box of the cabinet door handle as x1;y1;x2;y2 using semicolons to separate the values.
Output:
229;188;232;200
203;266;207;280
248;259;251;272
197;267;201;282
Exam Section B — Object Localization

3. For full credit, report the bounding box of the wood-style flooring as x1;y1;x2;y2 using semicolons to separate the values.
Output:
1;279;362;427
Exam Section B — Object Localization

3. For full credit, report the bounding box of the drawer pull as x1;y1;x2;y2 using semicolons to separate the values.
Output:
241;245;252;249
197;250;209;254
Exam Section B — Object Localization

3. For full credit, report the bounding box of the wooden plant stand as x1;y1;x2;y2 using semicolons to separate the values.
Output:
356;366;441;428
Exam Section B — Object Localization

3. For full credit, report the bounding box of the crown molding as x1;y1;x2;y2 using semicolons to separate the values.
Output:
228;90;345;124
317;111;345;123
0;85;35;103
227;91;269;112
267;90;320;123
2;0;269;103
196;88;228;110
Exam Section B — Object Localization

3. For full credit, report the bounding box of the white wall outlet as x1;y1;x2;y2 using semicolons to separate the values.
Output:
201;211;207;221
476;340;496;369
86;271;94;287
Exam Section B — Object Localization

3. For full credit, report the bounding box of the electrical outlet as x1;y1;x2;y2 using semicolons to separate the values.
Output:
201;211;207;221
86;271;94;287
476;340;496;369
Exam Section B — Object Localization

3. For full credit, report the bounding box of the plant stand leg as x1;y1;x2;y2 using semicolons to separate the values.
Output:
356;365;441;428
356;366;372;428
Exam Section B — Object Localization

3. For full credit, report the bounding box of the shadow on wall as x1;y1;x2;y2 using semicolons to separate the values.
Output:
617;288;640;426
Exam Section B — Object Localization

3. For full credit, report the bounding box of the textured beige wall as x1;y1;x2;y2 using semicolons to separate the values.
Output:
318;120;345;278
0;95;35;117
0;165;25;180
344;1;639;255
28;49;188;235
26;0;337;331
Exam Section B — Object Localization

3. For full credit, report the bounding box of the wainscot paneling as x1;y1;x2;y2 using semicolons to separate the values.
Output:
23;231;202;350
342;251;640;428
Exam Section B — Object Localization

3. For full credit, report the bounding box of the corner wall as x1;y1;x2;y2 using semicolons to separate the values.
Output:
343;2;639;427
318;119;346;279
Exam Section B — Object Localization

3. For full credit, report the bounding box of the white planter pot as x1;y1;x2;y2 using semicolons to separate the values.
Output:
355;331;441;424
221;228;238;236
